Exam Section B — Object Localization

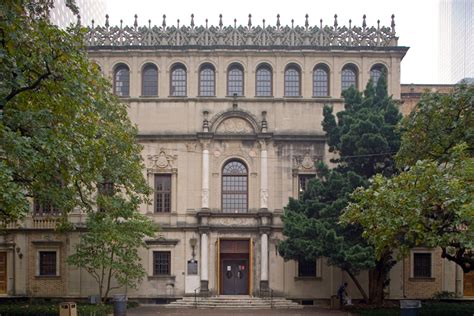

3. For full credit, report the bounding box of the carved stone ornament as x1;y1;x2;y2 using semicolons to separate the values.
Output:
260;188;268;208
148;150;176;169
294;153;319;170
85;14;398;48
301;153;314;169
201;188;209;207
216;118;254;135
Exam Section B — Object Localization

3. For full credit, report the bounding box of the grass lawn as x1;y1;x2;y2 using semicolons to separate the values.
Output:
350;301;474;316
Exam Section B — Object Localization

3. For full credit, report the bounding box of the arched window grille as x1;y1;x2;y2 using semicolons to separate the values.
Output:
142;64;158;96
113;64;130;97
222;160;248;213
227;64;244;96
341;64;358;91
370;64;387;86
284;65;301;97
170;64;187;96
256;65;273;97
199;64;216;96
313;65;330;97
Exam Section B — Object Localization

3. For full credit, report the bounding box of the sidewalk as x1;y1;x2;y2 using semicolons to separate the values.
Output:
127;306;353;316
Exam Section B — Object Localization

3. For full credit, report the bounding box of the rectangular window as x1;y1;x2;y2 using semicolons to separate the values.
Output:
155;174;171;213
39;251;57;276
298;174;315;193
153;251;171;276
34;199;59;217
413;253;432;278
298;259;316;277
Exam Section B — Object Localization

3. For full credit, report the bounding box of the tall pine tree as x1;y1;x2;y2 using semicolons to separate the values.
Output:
279;74;401;304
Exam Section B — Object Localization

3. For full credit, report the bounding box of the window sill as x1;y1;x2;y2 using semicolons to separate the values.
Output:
197;95;216;98
312;95;331;98
148;275;176;281
283;96;303;98
294;276;321;281
254;95;274;98
168;95;188;98
35;275;61;279
139;95;159;98
408;277;435;282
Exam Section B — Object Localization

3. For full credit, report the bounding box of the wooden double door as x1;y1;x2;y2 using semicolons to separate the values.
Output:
221;259;248;295
0;252;6;294
464;271;474;297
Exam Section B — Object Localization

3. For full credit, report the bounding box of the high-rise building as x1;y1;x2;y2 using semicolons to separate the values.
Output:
438;0;474;83
50;0;106;28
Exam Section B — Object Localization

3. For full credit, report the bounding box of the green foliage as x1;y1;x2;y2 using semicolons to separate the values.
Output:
396;84;473;166
0;1;150;224
68;207;157;303
280;75;402;302
343;84;474;272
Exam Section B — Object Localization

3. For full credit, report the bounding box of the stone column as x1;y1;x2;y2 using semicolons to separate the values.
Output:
259;140;268;209
201;142;210;209
200;232;209;293
260;233;269;292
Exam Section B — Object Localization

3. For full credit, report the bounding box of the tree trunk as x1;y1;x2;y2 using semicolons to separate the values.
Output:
369;252;395;305
345;269;369;303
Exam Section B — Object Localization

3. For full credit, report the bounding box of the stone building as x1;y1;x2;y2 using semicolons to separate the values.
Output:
0;13;471;303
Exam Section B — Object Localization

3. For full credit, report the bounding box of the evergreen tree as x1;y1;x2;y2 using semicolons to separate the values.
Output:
279;74;401;304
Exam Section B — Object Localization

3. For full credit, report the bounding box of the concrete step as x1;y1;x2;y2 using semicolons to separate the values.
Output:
165;296;303;309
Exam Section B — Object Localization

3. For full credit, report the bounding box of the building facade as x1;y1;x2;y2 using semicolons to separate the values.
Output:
0;14;471;303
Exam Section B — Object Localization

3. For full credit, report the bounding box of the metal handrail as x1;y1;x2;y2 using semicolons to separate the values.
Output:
193;286;201;309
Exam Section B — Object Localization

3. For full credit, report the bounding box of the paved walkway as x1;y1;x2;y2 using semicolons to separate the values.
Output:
127;306;353;316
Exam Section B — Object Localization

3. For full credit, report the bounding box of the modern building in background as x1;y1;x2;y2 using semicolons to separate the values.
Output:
50;0;106;28
438;0;474;83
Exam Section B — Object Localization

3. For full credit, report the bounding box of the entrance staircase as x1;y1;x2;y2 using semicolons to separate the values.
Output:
166;295;303;309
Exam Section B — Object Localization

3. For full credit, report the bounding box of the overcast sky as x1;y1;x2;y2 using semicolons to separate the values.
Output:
104;0;440;84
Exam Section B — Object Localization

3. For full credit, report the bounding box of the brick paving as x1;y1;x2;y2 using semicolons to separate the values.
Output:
127;306;353;316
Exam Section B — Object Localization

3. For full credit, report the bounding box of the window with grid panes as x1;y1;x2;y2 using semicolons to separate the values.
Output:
298;259;316;277
142;64;158;96
284;66;301;97
155;174;171;213
341;66;357;91
222;161;247;213
34;198;59;216
413;253;432;278
370;65;386;86
170;65;186;96
153;251;171;275
313;66;329;97
227;65;244;96
39;251;57;276
114;65;130;97
298;174;315;193
256;66;272;96
199;65;215;96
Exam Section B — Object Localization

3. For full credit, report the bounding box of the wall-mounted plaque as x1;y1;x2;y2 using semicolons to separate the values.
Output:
187;259;198;275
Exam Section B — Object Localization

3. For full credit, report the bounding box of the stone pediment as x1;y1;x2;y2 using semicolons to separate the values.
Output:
215;117;255;135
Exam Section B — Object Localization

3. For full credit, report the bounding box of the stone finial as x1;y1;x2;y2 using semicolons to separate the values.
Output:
191;14;195;28
120;19;123;28
219;14;223;28
234;18;237;28
291;19;294;28
377;19;380;29
148;19;151;28
320;18;323;29
349;19;352;29
362;14;367;28
177;19;180;28
305;14;309;29
391;14;396;32
334;14;338;28
205;18;208;28
134;14;138;28
203;111;209;132
276;14;280;28
162;14;166;28
76;14;81;27
105;14;109;28
262;19;265;28
91;19;94;28
248;14;252;28
261;111;268;132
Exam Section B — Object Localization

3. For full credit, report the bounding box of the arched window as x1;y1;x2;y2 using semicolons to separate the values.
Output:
199;64;215;96
227;64;244;96
256;64;272;97
313;64;330;97
113;64;130;97
142;63;158;96
370;64;387;85
284;65;301;97
222;160;248;213
341;64;358;91
170;64;187;96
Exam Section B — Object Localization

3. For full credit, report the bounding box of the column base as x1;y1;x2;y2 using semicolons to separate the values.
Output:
259;280;269;296
200;280;209;296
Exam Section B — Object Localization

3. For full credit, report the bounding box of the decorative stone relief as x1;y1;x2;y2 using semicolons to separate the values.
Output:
260;189;268;208
147;149;177;170
294;152;320;170
201;188;209;207
215;118;254;135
